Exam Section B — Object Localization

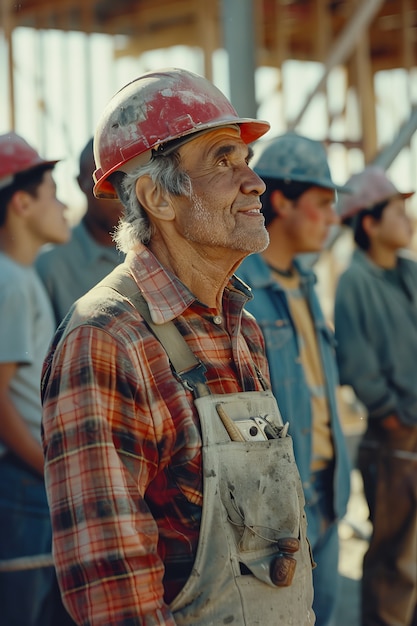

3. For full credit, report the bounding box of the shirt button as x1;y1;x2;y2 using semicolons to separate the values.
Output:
213;315;223;325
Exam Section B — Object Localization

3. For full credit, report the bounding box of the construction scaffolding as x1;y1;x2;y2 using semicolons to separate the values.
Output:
0;0;416;585
1;1;416;157
1;1;416;267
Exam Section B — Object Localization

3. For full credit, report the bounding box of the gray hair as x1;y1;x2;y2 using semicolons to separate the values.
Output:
112;153;192;252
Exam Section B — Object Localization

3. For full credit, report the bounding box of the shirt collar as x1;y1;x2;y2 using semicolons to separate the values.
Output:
352;248;388;277
125;245;252;325
241;253;316;291
352;247;410;279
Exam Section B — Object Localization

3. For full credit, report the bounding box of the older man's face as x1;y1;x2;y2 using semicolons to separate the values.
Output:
171;127;268;259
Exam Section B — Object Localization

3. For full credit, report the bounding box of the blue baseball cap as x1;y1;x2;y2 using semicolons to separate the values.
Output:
251;131;351;193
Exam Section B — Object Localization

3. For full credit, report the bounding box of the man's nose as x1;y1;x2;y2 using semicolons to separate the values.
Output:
243;167;266;195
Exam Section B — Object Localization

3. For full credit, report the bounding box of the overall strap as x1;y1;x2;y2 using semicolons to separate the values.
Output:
98;268;209;398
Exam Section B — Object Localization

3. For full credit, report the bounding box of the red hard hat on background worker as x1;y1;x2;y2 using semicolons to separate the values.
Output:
337;165;414;222
0;132;59;190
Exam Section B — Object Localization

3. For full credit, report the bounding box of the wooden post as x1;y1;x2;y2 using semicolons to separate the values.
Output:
80;4;95;136
197;0;217;81
314;0;332;133
2;0;15;129
288;0;384;131
352;13;377;163
400;0;413;72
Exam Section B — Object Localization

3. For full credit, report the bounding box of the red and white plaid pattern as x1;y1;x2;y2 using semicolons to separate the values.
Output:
42;245;269;625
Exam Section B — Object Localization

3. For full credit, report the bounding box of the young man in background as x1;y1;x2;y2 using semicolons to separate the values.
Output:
238;132;351;626
334;165;417;626
0;132;70;625
36;137;124;326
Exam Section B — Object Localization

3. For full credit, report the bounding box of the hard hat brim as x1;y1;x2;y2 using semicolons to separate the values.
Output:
253;170;352;194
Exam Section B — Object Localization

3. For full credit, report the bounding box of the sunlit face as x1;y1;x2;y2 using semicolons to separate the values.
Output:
27;170;70;245
371;196;413;250
171;127;268;259
285;186;338;253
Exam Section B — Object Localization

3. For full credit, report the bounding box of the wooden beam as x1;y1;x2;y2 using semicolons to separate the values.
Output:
114;25;201;58
314;0;332;132
352;15;377;163
9;0;93;21
314;0;331;63
274;0;289;67
104;0;197;36
372;106;417;169
196;0;219;81
2;0;16;129
400;0;414;70
287;0;384;131
79;5;95;134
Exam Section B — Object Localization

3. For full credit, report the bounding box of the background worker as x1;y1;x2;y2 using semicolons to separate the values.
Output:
238;132;351;626
334;165;417;626
41;68;315;625
36;137;124;326
0;132;70;625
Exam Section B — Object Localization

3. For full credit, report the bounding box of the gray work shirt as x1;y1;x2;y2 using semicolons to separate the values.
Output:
35;220;124;326
334;248;417;425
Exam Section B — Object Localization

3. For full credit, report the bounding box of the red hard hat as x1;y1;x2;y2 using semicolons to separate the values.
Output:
338;165;414;221
93;68;270;198
0;132;59;190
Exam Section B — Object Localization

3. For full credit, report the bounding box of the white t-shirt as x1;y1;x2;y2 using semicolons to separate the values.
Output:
0;252;55;455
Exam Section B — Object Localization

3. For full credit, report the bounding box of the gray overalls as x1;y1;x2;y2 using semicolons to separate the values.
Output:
171;391;315;625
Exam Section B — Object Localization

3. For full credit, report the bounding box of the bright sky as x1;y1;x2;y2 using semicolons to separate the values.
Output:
1;27;416;221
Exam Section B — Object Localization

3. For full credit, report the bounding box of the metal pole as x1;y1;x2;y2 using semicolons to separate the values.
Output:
221;0;257;118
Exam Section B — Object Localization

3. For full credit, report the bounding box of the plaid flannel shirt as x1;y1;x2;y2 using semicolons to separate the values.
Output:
41;245;269;626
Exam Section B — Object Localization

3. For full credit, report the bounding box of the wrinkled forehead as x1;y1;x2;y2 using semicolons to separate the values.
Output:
159;123;241;156
177;125;247;159
120;124;243;176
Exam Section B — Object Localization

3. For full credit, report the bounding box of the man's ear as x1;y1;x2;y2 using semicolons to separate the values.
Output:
361;214;377;237
8;190;32;217
135;176;174;221
270;189;289;218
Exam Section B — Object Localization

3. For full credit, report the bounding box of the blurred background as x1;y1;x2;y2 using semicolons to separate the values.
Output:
1;0;416;224
2;2;415;616
2;0;415;412
1;0;416;385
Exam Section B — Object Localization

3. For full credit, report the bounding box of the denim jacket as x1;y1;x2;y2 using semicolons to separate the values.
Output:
335;249;417;426
237;254;350;519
